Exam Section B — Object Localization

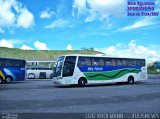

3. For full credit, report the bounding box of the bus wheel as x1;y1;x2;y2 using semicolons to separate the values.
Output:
78;78;86;87
5;77;12;83
127;76;134;84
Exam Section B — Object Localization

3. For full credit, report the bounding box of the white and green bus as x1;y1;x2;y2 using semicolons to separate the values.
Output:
52;55;147;86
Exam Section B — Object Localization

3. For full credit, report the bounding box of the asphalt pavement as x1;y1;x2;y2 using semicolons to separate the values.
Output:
0;76;160;119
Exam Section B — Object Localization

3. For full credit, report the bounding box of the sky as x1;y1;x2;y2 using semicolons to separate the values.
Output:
0;0;160;62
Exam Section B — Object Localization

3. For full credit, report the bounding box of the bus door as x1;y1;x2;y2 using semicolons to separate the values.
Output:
62;56;77;77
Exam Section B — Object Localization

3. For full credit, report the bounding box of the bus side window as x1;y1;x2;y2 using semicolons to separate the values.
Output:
6;60;12;67
99;58;104;66
136;59;145;66
85;58;91;66
1;59;6;66
13;60;19;67
105;58;116;66
78;57;86;66
91;58;99;66
78;57;91;66
78;57;85;66
127;59;136;66
91;58;104;66
117;59;127;66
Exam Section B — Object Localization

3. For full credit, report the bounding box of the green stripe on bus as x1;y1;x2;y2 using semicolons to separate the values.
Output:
84;68;141;80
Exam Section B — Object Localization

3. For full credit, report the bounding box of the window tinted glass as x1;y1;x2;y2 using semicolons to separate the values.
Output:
0;59;6;66
116;59;127;66
78;57;91;66
62;56;76;77
136;59;145;66
91;58;104;66
12;60;25;67
127;59;136;66
99;58;104;66
65;56;76;64
0;59;25;67
0;60;12;66
104;58;116;66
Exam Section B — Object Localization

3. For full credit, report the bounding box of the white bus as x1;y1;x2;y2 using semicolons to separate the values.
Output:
52;55;147;86
27;60;55;79
27;65;53;79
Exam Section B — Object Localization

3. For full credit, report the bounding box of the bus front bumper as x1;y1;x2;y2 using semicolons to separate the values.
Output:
52;77;76;85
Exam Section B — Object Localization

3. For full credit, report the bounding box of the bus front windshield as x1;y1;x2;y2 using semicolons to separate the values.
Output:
55;56;64;77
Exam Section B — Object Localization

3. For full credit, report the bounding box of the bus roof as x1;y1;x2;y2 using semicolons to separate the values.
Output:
0;57;26;61
58;54;145;60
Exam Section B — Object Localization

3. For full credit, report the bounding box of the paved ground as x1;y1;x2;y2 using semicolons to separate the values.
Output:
0;77;160;113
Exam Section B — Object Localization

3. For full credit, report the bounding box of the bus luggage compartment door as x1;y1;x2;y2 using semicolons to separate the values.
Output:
39;72;46;79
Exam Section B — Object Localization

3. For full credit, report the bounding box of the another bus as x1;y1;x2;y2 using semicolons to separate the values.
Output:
27;65;53;79
52;55;147;86
0;58;26;83
26;60;55;79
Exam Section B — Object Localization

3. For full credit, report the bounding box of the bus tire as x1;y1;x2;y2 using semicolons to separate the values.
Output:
127;76;134;84
78;78;86;87
0;76;3;84
5;76;12;84
117;82;123;84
